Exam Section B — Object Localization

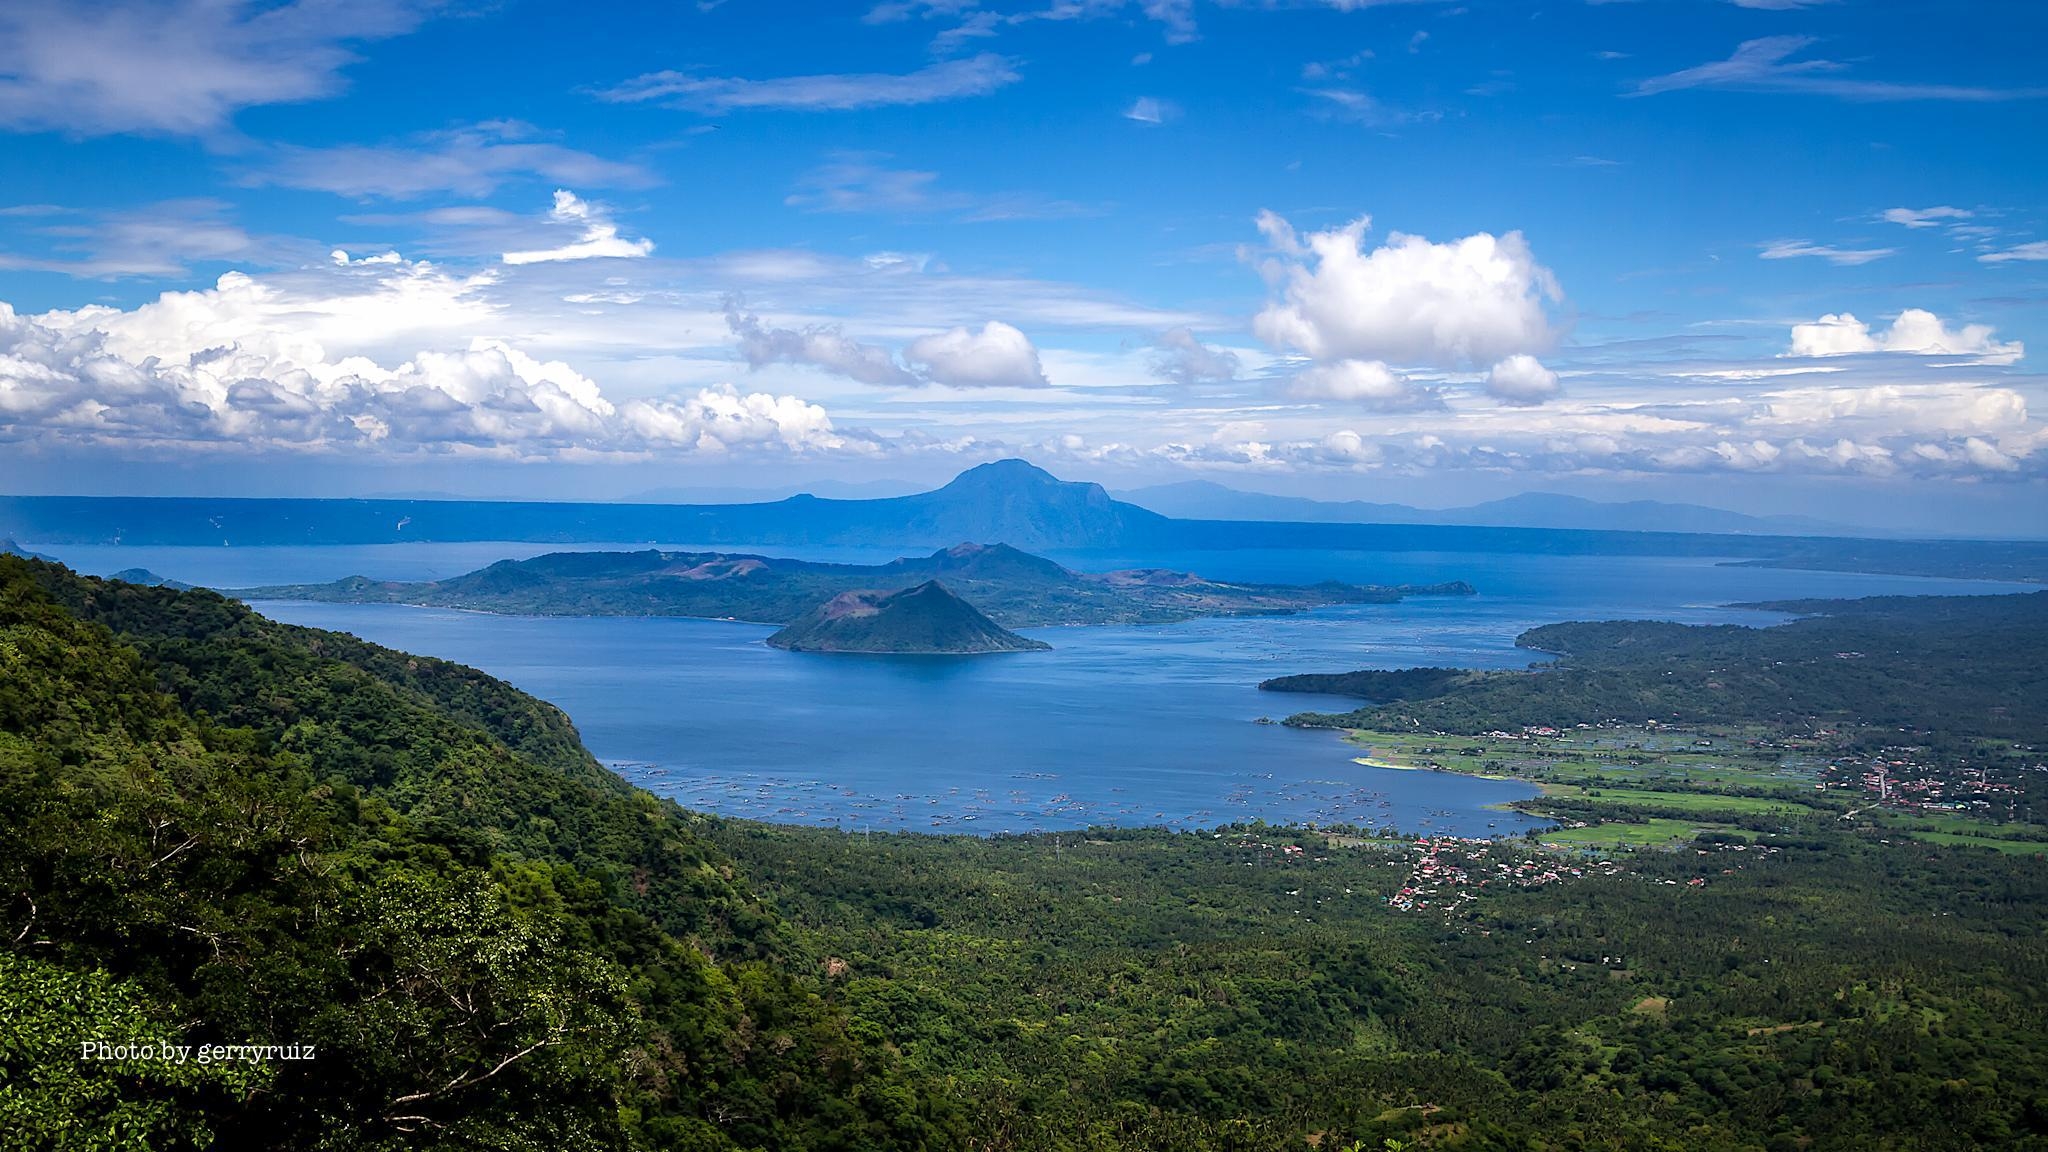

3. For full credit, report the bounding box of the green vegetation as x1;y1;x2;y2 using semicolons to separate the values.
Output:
8;557;2048;1150
241;541;1475;628
705;819;2048;1150
1271;591;2048;861
1535;818;1707;847
766;579;1052;653
1275;592;2048;745
1270;593;2048;850
0;555;954;1149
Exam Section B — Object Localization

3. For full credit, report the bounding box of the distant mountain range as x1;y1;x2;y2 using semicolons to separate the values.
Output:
240;541;1472;629
5;460;2045;583
1113;480;1852;536
766;581;1051;654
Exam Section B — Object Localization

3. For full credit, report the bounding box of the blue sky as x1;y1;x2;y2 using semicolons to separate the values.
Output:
0;0;2043;531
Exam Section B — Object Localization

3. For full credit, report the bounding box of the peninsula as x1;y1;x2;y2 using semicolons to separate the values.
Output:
238;541;1474;629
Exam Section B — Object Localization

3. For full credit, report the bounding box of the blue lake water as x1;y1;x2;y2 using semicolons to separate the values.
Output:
27;539;2031;838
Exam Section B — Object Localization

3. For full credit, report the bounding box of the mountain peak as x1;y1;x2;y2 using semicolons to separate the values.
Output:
940;458;1069;492
900;541;1075;581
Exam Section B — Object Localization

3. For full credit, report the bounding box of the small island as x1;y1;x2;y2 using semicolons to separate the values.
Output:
766;580;1052;654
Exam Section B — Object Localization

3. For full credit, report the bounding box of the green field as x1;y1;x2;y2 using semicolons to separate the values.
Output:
1540;784;1823;817
1539;818;1711;848
1899;829;2048;855
1347;728;1818;793
1342;727;1865;850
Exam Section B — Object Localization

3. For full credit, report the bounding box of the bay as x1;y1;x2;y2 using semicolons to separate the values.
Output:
28;539;2029;838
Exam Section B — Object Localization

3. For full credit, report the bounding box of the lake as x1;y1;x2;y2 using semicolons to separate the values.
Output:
27;539;2031;837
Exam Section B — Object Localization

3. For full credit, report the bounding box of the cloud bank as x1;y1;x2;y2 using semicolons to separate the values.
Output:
1;265;847;459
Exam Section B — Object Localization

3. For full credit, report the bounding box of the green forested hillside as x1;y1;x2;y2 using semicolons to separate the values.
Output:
0;555;955;1150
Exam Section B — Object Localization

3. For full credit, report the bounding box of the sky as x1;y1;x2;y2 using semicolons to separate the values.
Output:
0;0;2043;533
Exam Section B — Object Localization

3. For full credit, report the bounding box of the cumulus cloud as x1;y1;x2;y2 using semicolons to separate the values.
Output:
1758;239;1894;266
724;308;1054;390
1484;354;1561;406
1249;211;1560;369
726;308;919;387
1787;309;2023;364
905;321;1049;388
1148;327;1239;385
501;190;653;265
0;269;848;459
599;53;1020;113
1285;359;1441;411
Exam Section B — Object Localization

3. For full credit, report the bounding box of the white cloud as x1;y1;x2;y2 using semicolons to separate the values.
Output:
1250;211;1561;368
598;53;1020;113
1962;436;2020;472
501;191;654;266
1980;241;2048;264
783;152;1094;221
618;386;850;455
726;309;919;387
905;321;1049;388
1285;359;1441;411
0;199;268;279
0;274;848;458
1880;206;1972;229
1758;239;1895;266
1140;0;1198;43
725;308;1067;391
1635;36;2047;101
1302;88;1441;128
0;0;429;136
255;123;654;200
1149;327;1240;385
1123;96;1175;124
1747;384;2028;436
332;249;403;267
1484;354;1561;406
1787;309;2023;364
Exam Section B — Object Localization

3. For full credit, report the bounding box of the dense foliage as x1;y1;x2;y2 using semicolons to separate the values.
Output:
708;821;2048;1151
0;556;956;1150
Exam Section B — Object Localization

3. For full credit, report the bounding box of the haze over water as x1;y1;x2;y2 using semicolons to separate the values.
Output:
37;540;2030;837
